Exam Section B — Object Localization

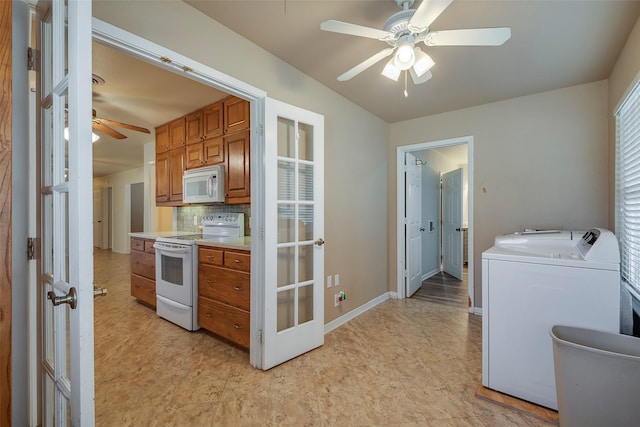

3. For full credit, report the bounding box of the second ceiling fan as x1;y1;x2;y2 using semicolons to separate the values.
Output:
321;0;511;89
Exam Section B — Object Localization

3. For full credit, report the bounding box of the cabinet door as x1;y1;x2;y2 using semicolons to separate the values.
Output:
155;123;170;153
225;129;250;203
169;117;186;150
203;102;223;139
155;150;170;203
203;136;224;165
185;110;204;145
169;148;185;202
185;143;204;169
224;96;250;134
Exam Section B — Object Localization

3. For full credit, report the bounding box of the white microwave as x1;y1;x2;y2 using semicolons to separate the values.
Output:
182;165;225;203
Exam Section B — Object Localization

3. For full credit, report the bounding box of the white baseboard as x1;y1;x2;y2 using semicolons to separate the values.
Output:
470;307;482;316
421;268;441;281
324;292;392;334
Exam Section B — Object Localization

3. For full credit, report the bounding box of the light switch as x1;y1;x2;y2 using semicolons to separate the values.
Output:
327;275;332;288
335;274;340;286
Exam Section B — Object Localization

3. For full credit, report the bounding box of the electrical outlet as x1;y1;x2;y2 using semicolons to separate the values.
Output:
193;215;198;226
334;292;340;307
327;275;332;288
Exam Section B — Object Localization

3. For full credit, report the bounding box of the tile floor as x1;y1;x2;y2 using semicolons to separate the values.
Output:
94;249;554;426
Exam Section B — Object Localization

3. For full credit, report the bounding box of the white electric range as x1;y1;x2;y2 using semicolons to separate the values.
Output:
153;213;245;330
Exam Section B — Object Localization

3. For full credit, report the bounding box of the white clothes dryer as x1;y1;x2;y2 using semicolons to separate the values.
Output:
482;228;621;410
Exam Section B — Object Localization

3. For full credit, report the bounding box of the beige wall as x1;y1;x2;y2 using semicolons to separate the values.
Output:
93;167;145;254
608;17;640;228
93;1;390;323
390;81;610;307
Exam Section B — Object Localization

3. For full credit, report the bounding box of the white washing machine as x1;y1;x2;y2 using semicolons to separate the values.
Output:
482;228;621;410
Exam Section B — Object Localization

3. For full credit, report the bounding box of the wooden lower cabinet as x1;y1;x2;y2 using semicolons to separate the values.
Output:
198;246;250;348
130;237;156;307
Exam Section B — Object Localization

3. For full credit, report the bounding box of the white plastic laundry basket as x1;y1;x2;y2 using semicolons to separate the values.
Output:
550;325;640;427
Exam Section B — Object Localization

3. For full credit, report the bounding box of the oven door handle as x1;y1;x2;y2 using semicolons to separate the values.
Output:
153;243;191;254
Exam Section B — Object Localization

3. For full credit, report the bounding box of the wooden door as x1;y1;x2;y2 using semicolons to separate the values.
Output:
185;110;203;145
155;123;169;153
225;129;250;203
169;117;185;150
155;150;170;203
203;102;223;138
169;148;185;202
224;96;250;134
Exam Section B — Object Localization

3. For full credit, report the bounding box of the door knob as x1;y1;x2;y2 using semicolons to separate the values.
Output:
48;287;77;309
456;228;462;232
94;285;108;298
420;227;425;232
315;238;325;246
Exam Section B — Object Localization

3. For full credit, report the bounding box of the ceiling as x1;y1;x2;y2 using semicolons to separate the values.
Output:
91;0;640;176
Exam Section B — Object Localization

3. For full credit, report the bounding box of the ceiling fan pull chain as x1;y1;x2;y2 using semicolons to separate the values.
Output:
404;70;409;98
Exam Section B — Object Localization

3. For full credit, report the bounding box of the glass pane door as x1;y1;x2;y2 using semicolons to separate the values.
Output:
263;98;324;370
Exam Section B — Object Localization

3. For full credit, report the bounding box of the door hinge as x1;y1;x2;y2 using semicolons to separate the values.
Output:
27;237;38;260
27;47;36;71
257;124;264;137
258;329;263;344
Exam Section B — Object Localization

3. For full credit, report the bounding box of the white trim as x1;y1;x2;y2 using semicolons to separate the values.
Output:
470;307;483;316
396;136;475;310
324;292;391;334
421;268;441;282
614;69;640;116
90;18;269;369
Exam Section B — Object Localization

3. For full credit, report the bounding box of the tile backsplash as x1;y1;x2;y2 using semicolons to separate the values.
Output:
176;204;251;236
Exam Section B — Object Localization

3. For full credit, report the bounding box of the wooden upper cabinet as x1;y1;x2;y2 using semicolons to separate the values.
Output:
155;150;170;203
203;102;224;139
225;129;250;204
155;123;170;153
185;110;204;145
169;117;186;149
224;96;250;135
169;148;185;202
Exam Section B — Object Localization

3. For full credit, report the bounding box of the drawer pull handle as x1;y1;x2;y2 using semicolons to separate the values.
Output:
233;259;240;263
234;286;242;291
207;279;213;284
233;323;242;329
207;255;215;260
205;313;212;318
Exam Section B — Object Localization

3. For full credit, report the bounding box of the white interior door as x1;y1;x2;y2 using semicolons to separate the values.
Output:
36;0;95;424
263;98;324;370
93;188;103;249
442;168;463;280
405;153;423;297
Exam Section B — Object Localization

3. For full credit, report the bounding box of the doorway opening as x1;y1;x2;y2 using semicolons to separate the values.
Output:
396;136;475;311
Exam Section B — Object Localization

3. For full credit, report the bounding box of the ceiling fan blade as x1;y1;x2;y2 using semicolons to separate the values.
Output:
410;68;433;85
92;122;127;139
337;48;395;81
425;27;511;46
97;117;151;134
321;20;391;40
409;0;454;32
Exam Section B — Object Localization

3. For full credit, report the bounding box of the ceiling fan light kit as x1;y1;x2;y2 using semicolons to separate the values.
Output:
321;0;511;95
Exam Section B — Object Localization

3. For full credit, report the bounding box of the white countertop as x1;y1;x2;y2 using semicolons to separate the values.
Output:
129;232;251;251
129;231;198;239
196;236;251;251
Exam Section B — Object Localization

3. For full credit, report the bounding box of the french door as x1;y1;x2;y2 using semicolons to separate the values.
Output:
36;0;95;424
263;98;325;369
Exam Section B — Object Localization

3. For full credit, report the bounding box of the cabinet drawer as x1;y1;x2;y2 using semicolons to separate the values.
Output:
131;274;156;307
131;238;145;252
144;240;156;254
199;264;250;310
131;251;155;280
199;247;224;266
198;297;249;348
223;251;250;272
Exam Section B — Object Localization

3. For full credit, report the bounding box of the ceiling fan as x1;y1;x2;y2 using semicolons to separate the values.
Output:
320;0;511;92
91;109;151;140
